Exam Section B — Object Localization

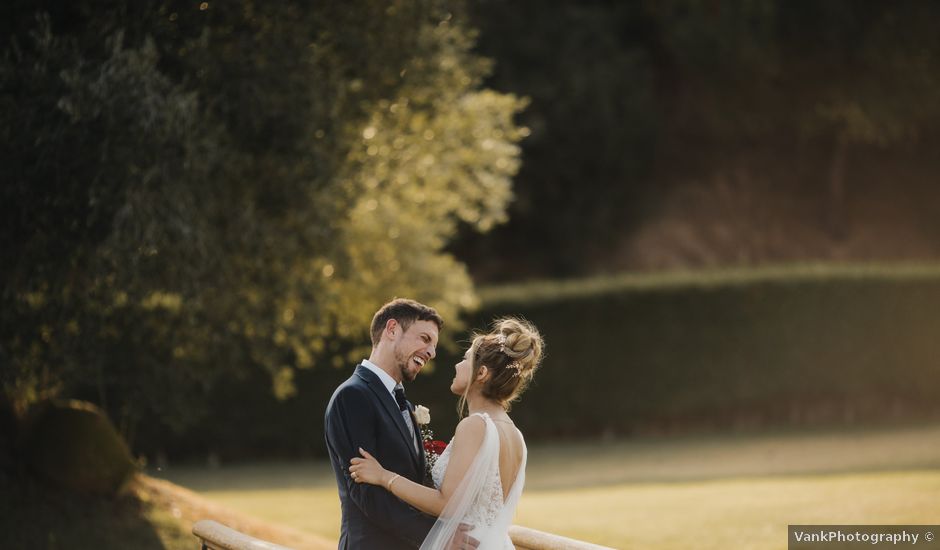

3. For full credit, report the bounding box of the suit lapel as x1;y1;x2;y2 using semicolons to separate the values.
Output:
408;402;428;475
400;401;422;468
355;365;421;467
404;401;427;475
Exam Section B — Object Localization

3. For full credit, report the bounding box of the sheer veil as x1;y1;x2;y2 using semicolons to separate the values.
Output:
420;413;527;550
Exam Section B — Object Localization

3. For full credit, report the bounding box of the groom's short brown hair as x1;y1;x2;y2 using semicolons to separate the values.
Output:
370;298;444;346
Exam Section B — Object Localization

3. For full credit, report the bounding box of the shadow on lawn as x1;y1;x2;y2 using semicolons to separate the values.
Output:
0;472;185;550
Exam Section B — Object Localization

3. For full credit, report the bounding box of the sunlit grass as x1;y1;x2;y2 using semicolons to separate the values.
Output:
517;471;940;549
200;487;342;542
144;503;199;550
155;422;940;548
152;462;343;540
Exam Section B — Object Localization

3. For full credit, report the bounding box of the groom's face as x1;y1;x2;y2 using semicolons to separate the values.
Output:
392;320;439;383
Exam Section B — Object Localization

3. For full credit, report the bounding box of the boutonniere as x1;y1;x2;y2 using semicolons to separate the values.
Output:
414;405;447;475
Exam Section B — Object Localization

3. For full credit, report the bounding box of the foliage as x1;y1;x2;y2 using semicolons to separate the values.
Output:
419;263;940;440
147;263;940;460
649;0;940;144
458;0;660;279
458;0;940;279
25;400;135;495
1;1;525;442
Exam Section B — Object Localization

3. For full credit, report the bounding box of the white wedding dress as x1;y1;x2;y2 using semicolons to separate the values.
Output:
421;412;526;550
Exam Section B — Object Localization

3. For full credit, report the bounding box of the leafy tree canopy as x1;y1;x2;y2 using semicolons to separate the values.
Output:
1;0;525;442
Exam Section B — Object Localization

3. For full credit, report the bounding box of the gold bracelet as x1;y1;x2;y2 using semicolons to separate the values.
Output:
387;474;401;491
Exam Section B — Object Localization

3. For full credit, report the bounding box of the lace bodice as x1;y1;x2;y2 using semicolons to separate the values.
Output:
429;413;519;548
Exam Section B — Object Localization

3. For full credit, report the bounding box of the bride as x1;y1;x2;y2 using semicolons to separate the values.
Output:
349;317;544;550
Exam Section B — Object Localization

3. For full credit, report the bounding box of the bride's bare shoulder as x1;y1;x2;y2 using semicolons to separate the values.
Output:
452;414;487;446
455;413;487;432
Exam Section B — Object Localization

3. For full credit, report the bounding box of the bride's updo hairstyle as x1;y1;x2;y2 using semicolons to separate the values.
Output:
459;317;544;415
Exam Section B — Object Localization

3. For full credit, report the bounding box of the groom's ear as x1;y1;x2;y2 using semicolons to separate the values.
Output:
384;319;399;340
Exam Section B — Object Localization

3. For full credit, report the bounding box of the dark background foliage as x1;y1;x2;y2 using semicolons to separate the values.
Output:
453;0;940;280
4;0;940;462
143;266;940;461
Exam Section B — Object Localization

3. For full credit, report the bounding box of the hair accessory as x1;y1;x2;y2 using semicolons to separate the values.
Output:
496;333;508;353
496;333;523;375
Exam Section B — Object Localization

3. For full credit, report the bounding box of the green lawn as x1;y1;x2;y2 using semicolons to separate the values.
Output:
517;470;940;549
154;422;940;549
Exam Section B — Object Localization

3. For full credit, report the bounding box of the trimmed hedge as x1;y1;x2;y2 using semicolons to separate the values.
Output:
144;264;940;460
409;264;940;440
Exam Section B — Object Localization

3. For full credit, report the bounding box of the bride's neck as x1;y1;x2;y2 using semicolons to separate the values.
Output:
466;393;505;415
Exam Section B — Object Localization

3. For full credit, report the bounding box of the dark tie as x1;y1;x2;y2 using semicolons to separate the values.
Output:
394;385;419;453
394;386;408;412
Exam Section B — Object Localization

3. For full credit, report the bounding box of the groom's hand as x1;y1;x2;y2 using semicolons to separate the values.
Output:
446;523;480;550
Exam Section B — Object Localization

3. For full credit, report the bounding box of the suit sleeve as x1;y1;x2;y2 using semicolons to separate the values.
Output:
326;384;435;546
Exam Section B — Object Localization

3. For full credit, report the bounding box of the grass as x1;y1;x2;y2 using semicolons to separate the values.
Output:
0;467;334;550
149;461;341;543
153;421;940;549
516;471;940;549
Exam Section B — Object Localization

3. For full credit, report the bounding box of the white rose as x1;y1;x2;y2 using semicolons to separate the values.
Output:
414;405;431;425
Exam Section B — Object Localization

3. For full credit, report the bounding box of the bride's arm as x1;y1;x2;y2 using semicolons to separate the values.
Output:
350;415;486;517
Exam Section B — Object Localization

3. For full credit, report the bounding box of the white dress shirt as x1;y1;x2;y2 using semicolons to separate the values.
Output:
361;359;419;453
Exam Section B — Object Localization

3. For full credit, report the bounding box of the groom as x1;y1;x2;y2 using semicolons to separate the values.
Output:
325;298;442;549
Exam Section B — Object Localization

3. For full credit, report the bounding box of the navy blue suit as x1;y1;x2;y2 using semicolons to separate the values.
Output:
325;364;435;549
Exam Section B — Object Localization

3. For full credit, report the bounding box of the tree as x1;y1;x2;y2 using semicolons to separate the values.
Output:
460;0;659;280
649;0;940;236
456;0;940;277
1;0;525;444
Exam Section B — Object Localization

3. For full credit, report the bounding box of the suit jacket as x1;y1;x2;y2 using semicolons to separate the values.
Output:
325;364;436;549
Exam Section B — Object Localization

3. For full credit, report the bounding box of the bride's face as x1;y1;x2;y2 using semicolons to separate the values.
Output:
450;348;474;395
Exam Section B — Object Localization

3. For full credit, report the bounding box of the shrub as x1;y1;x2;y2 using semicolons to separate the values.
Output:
413;264;940;439
25;400;135;495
